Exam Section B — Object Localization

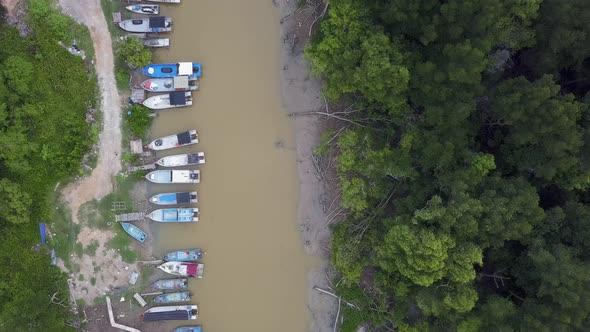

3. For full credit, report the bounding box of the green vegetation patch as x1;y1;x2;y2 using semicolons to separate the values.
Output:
84;240;100;256
107;230;137;264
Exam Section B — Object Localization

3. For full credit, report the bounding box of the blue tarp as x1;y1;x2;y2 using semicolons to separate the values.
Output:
39;223;47;245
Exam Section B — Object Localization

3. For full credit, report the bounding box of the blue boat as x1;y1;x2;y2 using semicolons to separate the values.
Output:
175;326;202;332
152;291;191;304
150;191;198;206
120;223;148;242
151;278;188;290
142;62;202;78
163;249;203;262
147;208;199;223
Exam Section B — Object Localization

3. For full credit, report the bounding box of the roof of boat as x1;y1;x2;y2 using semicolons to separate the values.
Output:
173;76;189;88
149;16;166;28
170;91;187;105
176;192;191;204
177;131;192;144
178;62;194;75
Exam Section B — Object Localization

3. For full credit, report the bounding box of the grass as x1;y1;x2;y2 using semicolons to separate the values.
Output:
78;274;85;281
84;240;100;256
74;242;84;258
79;199;109;229
49;203;80;270
107;230;137;263
90;277;96;286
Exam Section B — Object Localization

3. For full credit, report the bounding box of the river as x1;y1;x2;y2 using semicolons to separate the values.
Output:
148;1;310;331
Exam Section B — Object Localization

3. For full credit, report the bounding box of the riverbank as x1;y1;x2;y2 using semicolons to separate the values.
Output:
278;1;338;331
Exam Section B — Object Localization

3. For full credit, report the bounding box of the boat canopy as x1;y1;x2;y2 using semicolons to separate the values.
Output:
178;62;193;75
177;131;192;145
176;192;191;204
173;76;189;89
172;171;189;183
170;91;187;105
149;16;166;28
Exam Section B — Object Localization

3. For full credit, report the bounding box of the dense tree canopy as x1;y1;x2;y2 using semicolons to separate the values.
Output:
307;0;590;330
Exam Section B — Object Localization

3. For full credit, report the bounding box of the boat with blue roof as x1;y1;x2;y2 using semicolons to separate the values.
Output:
118;17;172;33
175;326;202;332
150;191;198;205
152;291;191;304
142;62;202;78
151;278;188;290
147;208;199;222
163;249;203;262
120;222;148;243
142;305;198;321
125;4;159;15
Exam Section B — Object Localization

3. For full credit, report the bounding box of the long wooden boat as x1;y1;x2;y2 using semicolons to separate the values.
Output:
143;91;192;110
151;278;188;290
149;191;198;205
158;262;204;278
141;76;198;92
125;4;159;15
120;222;147;243
152;291;191;304
118;17;172;33
146;0;180;3
163;249;203;262
142;305;198;322
142;62;202;78
146;130;198;150
175;327;202;332
147;208;199;223
143;38;170;48
146;170;200;184
156;152;205;167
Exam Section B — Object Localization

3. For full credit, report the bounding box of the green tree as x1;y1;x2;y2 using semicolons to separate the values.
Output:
117;37;152;68
0;179;31;225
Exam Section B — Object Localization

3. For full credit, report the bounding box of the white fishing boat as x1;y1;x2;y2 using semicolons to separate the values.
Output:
142;305;198;322
150;191;198;205
125;4;159;15
157;152;205;167
146;0;181;3
118;17;172;33
143;38;170;48
146;170;200;184
146;130;198;150
158;262;204;278
148;208;199;223
141;76;198;92
143;91;192;110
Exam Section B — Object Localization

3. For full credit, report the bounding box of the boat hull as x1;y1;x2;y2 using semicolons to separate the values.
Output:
120;223;148;243
142;62;202;78
148;208;199;222
163;249;203;262
158;262;204;278
152;291;191;304
125;5;159;15
143;38;170;48
143;91;192;110
151;278;188;290
149;191;198;205
156;152;205;167
142;305;198;321
118;17;172;33
141;77;198;92
175;327;202;332
145;170;200;184
147;130;198;151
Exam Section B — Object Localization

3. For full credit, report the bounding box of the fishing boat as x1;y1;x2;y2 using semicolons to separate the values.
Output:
175;327;202;332
156;152;205;167
152;278;188;290
125;4;159;15
146;0;180;3
146;170;200;184
152;291;191;304
141;76;198;92
142;305;198;322
163;249;203;262
118;17;172;33
158;262;204;278
143;91;192;110
147;208;199;223
142;62;202;78
120;222;148;243
146;130;198;150
143;38;170;48
149;191;198;205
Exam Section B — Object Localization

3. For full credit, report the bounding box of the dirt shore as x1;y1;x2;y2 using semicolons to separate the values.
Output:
277;1;338;331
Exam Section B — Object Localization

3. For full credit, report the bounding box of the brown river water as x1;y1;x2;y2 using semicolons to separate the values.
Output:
147;1;310;331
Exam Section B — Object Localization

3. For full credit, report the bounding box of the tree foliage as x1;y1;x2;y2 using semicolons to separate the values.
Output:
117;37;152;69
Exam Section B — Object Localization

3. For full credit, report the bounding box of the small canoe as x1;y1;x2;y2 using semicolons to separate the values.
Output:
146;130;198;150
142;62;202;78
146;170;200;184
147;208;199;223
143;38;170;48
118;17;172;33
163;249;203;262
142;305;198;322
141;76;198;92
158;261;204;278
150;191;198;205
157;152;205;167
120;223;148;243
143;91;192;110
152;291;191;304
151;278;188;290
175;327;202;332
125;4;159;15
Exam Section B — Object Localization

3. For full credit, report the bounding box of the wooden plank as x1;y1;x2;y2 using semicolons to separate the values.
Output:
115;212;145;222
112;12;122;24
130;139;144;154
106;296;142;332
133;293;147;307
128;164;156;172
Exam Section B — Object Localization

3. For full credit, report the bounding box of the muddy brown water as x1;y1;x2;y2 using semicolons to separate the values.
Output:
146;1;310;331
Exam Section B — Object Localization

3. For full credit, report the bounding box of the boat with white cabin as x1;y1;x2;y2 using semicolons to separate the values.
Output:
146;130;198;150
145;0;180;3
118;17;172;33
146;170;200;184
141;76;198;92
156;152;205;167
149;191;198;205
158;261;204;278
143;91;192;110
147;208;199;223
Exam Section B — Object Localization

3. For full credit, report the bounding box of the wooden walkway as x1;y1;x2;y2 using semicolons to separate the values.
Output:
128;163;156;172
106;296;142;332
115;212;145;222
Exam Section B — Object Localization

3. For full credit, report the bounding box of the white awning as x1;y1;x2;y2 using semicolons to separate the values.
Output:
173;76;189;89
177;62;193;75
172;170;189;183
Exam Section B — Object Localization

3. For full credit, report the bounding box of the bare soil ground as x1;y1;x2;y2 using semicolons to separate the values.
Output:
1;0;31;35
277;1;340;331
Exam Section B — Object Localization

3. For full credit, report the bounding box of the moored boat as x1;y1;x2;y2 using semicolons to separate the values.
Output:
175;326;202;332
120;222;148;243
149;191;198;205
118;16;172;33
141;76;198;92
142;305;198;321
146;0;180;3
143;38;170;48
156;152;205;167
158;261;204;278
146;170;200;184
142;62;202;78
151;278;188;290
147;208;199;223
163;249;203;262
152;291;191;304
146;130;198;150
143;91;192;110
125;4;159;15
